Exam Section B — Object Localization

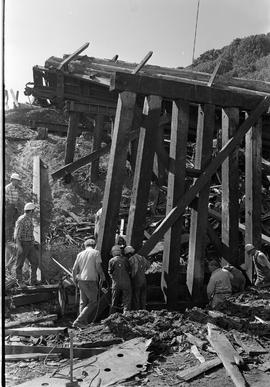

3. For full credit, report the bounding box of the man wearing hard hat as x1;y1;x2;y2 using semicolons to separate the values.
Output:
245;244;270;288
108;245;132;314
14;203;38;287
5;173;21;242
124;245;150;310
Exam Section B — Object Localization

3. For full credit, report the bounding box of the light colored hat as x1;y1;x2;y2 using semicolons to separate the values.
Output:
111;245;122;256
84;238;96;247
11;173;21;181
245;244;255;253
124;245;135;255
24;202;35;211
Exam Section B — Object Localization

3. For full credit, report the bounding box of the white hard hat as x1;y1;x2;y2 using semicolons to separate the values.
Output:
11;173;21;181
124;245;135;255
24;202;35;211
111;245;122;256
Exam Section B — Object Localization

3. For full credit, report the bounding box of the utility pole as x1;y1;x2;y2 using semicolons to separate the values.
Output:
192;0;200;64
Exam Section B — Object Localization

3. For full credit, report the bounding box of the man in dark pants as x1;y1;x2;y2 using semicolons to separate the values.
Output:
245;244;270;287
14;203;38;288
124;246;150;310
108;245;132;314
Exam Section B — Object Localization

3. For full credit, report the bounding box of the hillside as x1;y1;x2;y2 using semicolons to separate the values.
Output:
188;32;270;81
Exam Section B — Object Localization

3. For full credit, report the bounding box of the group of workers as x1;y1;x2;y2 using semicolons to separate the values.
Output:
207;243;270;309
72;238;150;328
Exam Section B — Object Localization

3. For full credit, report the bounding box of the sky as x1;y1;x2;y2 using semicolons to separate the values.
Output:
4;0;270;104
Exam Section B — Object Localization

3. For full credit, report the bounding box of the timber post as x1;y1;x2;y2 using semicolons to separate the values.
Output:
64;111;80;165
91;114;104;182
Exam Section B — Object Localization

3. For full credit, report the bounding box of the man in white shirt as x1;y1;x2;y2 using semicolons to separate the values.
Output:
72;239;105;328
207;259;232;309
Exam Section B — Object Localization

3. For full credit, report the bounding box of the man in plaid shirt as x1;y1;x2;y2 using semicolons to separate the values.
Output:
5;173;21;242
14;203;38;287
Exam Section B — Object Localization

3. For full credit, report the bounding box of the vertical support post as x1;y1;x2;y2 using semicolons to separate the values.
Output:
126;95;162;250
245;117;262;282
91;114;104;181
161;100;189;308
186;104;215;302
97;91;137;271
33;156;52;282
221;108;240;265
64;111;79;165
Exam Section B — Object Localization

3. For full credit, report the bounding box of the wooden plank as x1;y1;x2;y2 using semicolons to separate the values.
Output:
64;111;79;165
132;51;153;74
126;95;162;250
110;72;265;110
139;97;270;257
207;323;247;387
96;91;137;270
184;333;207;349
161;100;189;307
245;116;262;282
177;357;222;381
91;114;104;181
57;42;89;70
68;101;116;116
187;104;215;301
5;314;58;328
52;143;110;180
11;292;57;307
4;344;105;359
5;327;68;337
207;58;223;87
5;353;61;362
221;108;240;265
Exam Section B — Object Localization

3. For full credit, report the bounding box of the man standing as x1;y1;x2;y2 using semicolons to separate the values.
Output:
124;245;150;310
14;203;38;288
72;239;105;328
5;173;21;242
207;259;232;309
245;244;270;287
108;245;132;314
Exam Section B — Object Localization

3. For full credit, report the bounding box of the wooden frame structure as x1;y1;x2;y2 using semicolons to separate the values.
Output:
27;52;270;307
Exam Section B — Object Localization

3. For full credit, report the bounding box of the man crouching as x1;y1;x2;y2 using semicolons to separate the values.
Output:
207;259;232;309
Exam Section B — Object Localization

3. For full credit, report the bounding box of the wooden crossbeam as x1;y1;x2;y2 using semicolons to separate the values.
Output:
139;96;270;257
67;101;116;116
111;72;265;110
132;51;153;74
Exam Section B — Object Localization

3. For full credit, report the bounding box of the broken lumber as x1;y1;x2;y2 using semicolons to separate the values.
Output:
190;345;205;363
5;344;105;359
184;332;207;349
5;353;61;362
10;292;56;307
207;323;247;387
177;357;222;381
233;333;268;355
5;327;68;337
5;314;58;328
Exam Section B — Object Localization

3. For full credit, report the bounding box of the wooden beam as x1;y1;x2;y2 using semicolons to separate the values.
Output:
177;357;222;381
126;95;162;250
132;51;153;74
207;58;223;87
5;327;68;337
96;91;137;270
187;104;215;301
91;114;104;182
68;101;116;116
110;72;264;110
139;97;270;257
245;116;262;281
221;108;240;265
207;323;247;387
57;42;89;70
64;111;79;164
161;100;189;308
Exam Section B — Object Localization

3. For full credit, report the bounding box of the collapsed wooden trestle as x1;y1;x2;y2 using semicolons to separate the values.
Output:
28;52;270;307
